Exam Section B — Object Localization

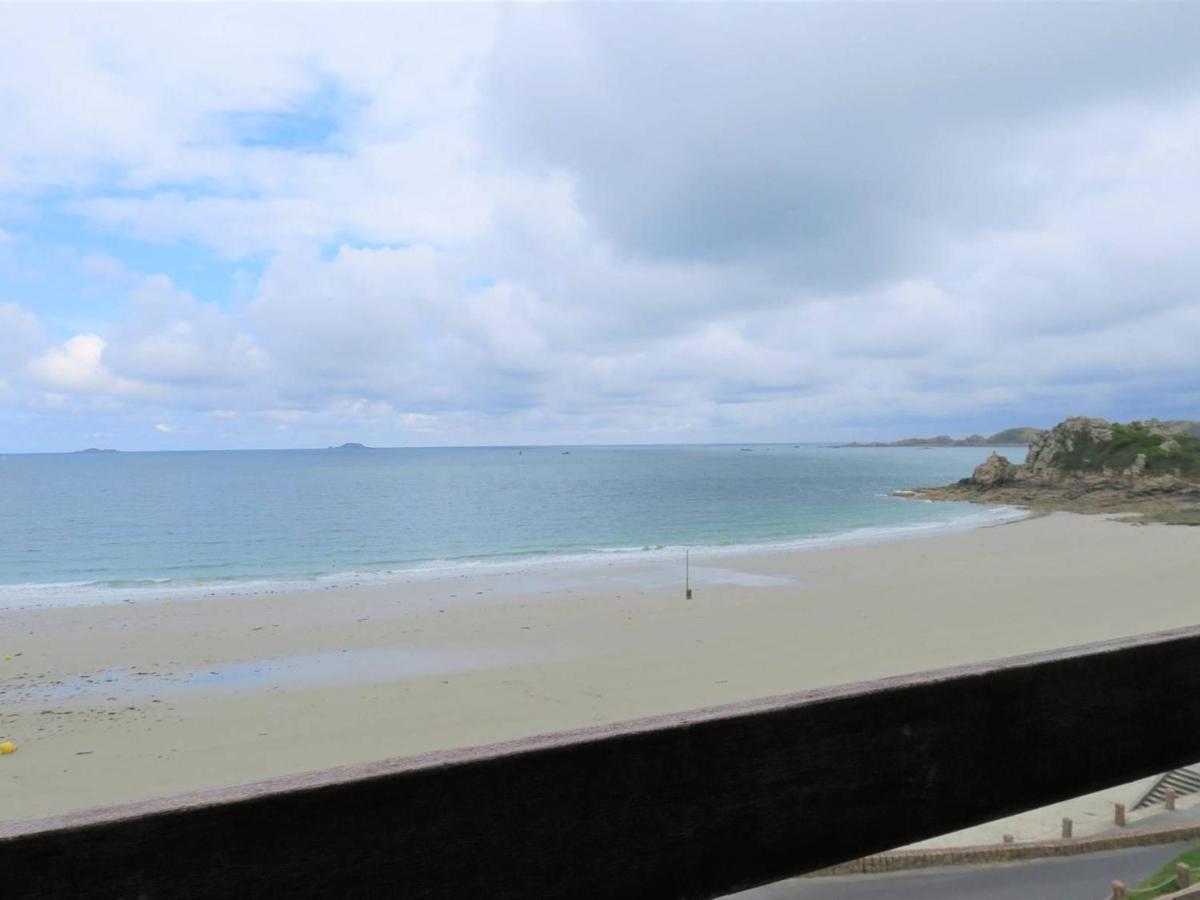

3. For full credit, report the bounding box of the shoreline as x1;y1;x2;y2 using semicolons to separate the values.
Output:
3;511;1199;826
0;502;1029;610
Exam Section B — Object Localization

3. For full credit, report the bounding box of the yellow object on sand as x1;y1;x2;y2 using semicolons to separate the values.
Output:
0;740;15;755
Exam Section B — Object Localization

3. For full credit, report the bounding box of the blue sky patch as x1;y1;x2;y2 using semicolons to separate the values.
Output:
0;212;264;337
223;78;354;152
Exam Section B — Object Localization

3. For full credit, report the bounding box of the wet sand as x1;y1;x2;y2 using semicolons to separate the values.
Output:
3;512;1199;826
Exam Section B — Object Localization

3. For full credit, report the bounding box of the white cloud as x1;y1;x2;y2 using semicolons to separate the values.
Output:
111;275;267;388
1;5;499;259
3;5;1200;449
28;334;147;396
252;244;444;389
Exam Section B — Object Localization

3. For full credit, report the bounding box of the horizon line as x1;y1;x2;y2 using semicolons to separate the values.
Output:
0;439;1043;456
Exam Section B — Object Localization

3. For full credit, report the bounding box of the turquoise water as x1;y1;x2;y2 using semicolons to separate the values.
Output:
0;444;1020;604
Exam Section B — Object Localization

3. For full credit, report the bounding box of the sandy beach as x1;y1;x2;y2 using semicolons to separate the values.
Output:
3;512;1199;829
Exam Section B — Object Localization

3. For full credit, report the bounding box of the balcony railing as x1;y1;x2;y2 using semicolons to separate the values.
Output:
5;624;1200;899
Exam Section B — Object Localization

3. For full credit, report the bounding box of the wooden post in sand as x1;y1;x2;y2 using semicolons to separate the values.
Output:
1167;787;1178;810
685;550;692;600
1061;817;1073;839
1114;803;1126;827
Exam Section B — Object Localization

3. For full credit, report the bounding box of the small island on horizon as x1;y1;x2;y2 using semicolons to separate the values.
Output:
72;448;120;454
328;442;372;450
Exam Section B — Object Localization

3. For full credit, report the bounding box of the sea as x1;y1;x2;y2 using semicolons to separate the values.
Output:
0;444;1026;607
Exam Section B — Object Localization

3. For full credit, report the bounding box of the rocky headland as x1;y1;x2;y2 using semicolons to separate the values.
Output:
905;417;1200;524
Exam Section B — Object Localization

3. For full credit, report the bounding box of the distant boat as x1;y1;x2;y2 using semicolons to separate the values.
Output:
740;448;752;452
561;451;571;455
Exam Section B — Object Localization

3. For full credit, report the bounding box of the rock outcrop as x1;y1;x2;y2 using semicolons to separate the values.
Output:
971;452;1019;486
1024;417;1112;477
905;416;1200;524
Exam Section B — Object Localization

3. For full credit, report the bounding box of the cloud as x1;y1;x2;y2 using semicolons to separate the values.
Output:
3;5;1200;449
109;274;267;388
484;4;1200;287
248;244;562;418
28;334;146;396
252;244;442;385
71;126;498;259
1;5;499;259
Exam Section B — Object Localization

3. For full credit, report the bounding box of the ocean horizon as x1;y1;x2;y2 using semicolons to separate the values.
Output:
0;443;1023;607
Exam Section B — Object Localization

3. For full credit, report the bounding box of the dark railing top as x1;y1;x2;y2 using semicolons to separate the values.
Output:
6;624;1200;899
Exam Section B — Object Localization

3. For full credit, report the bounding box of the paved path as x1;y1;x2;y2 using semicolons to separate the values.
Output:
1129;805;1200;831
728;842;1194;900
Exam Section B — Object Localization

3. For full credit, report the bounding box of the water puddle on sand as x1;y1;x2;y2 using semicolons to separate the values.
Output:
684;566;797;588
33;645;508;702
489;560;800;597
12;564;798;705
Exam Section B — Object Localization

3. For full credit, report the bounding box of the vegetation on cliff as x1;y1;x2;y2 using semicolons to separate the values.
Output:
1053;421;1200;477
848;421;1199;451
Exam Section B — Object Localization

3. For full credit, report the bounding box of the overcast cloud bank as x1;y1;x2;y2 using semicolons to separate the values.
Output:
1;4;1198;451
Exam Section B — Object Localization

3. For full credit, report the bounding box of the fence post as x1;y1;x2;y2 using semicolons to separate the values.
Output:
1062;817;1073;839
1167;787;1178;811
1002;834;1014;844
1177;862;1190;889
1111;880;1126;900
1115;803;1126;827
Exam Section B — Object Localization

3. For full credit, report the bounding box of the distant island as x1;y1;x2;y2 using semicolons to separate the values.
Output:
72;448;119;454
328;442;371;450
840;427;1044;448
905;417;1200;524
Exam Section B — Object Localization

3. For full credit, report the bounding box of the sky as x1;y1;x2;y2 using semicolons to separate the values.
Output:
1;3;1199;452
